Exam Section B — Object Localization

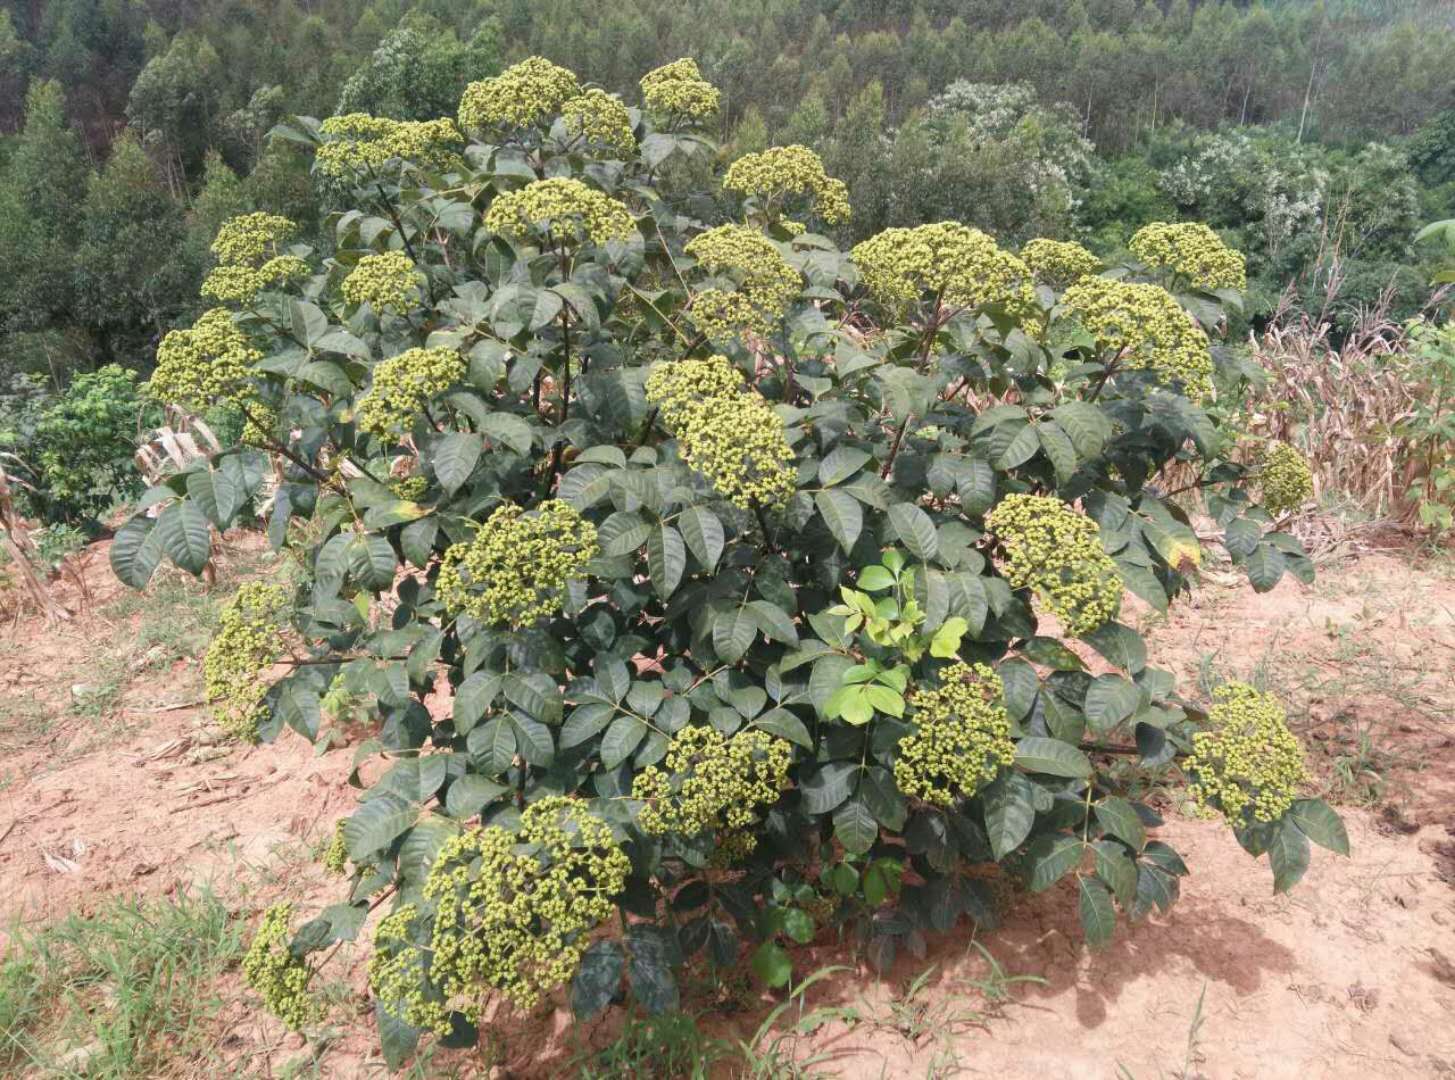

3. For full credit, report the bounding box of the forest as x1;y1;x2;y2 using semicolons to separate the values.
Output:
1;3;1454;1077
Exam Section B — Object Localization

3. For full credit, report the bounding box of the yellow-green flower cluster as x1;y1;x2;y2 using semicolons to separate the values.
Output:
203;581;288;742
1061;277;1215;400
1185;682;1308;824
436;500;598;627
684;224;799;340
895;662;1016;807
986;493;1123;636
322;819;349;875
639;58;720;120
341;251;421;312
645;355;796;509
633;726;793;850
561;88;635;153
368;905;443;1031
724;145;851;224
354;347;464;438
1021;238;1102;287
389;474;428;501
242;903;319;1030
201;256;310;304
483;178;635;247
315;114;462;177
459;57;581;132
851;222;1037;319
212;212;297;265
373;798;630;1025
1130;222;1247;291
147;307;262;412
1260;441;1313;516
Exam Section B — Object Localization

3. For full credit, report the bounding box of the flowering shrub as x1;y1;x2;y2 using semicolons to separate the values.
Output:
114;57;1347;1068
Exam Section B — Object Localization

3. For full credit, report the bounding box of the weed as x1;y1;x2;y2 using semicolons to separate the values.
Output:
0;890;242;1077
574;1010;731;1079
954;940;1047;1011
732;965;858;1079
866;963;985;1047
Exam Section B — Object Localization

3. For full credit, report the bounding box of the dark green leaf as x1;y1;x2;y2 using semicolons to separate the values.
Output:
1289;798;1350;856
1084;675;1140;733
1094;797;1146;851
1269;817;1311;893
344;795;417;860
833;795;878;855
888;503;938;560
1015;737;1092;778
156;500;211;575
750;942;792;989
1246;543;1286;593
983;772;1035;858
572;941;624;1019
819;445;872;486
815;489;863;553
433;432;481;494
1077;876;1117;948
1025;834;1084;892
800;760;858;814
601;714;647;769
678;506;725;571
110;516;163;589
647;524;687;600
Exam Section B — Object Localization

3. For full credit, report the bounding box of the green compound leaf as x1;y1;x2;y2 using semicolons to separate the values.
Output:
1269;816;1312;893
818;445;872;487
572;941;625;1019
1084;674;1141;733
1026;833;1085;892
156;499;212;575
343;794;417;861
432;431;481;494
1014;736;1092;778
110;515;164;589
888;502;938;561
1094;796;1147;851
1289;798;1350;856
816;488;863;553
678;505;725;571
1093;840;1138;907
601;714;648;769
1077;875;1117;948
833;795;878;855
375;1001;420;1071
800;760;858;814
647;523;687;599
1246;542;1286;593
983;771;1036;859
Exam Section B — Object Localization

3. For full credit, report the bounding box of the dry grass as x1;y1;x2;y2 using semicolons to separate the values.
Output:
1243;288;1442;524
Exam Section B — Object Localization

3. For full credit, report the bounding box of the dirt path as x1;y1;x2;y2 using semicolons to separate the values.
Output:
1;540;1452;1078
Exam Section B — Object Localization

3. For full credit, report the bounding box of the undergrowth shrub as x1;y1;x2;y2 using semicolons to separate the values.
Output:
113;56;1348;1068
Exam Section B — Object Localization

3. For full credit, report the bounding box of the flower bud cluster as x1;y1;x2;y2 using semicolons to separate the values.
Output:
322;819;349;875
459;57;581;132
1185;682;1308;824
683;224;799;340
201;257;310;304
851;222;1036;318
894;662;1016;806
368;904;445;1032
370;799;629;1026
1130;222;1247;291
1061;277;1215;400
483;178;635;247
562;88;636;153
639;58;720;120
1260;441;1313;516
724;145;851;224
147;308;263;414
354;347;465;438
644;355;796;509
242;903;319;1030
632;725;793;852
203;581;288;741
436;500;598;627
1020;238;1101;287
985;493;1123;636
211;212;297;265
341;251;421;312
315;114;462;177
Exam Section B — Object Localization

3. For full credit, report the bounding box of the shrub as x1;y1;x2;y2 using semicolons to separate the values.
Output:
114;58;1347;1068
27;364;147;524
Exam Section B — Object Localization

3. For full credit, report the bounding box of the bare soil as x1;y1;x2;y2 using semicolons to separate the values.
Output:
1;537;1453;1078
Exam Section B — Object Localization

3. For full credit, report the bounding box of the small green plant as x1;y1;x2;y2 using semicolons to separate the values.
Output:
0;891;241;1076
1396;319;1455;534
574;1010;730;1079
